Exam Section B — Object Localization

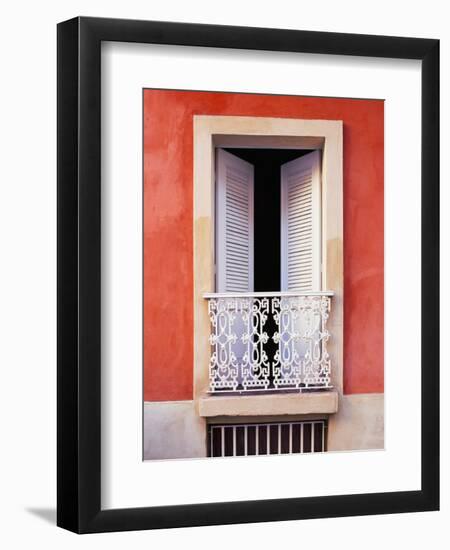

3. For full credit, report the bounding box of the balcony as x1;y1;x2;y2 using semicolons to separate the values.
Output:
203;291;334;395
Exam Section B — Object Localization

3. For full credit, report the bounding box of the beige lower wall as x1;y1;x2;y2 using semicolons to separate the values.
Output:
327;393;384;451
143;393;384;459
143;401;207;460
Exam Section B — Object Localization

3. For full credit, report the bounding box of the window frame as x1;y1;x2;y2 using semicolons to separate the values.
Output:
193;115;344;400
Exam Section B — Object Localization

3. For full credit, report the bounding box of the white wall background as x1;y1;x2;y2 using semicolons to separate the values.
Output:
0;0;447;547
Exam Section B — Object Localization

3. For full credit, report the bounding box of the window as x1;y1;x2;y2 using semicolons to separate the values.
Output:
194;115;343;406
208;147;329;392
215;147;322;294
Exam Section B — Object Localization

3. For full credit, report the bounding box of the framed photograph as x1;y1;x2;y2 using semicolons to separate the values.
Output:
57;16;439;533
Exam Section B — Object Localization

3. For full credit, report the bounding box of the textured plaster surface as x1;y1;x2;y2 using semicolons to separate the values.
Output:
143;401;207;460
327;393;384;451
143;91;384;400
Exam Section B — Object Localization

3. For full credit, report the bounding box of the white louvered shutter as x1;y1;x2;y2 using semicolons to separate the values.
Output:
281;150;321;292
216;149;254;293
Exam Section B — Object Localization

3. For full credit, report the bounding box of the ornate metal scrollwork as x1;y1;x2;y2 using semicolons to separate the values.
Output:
206;292;333;392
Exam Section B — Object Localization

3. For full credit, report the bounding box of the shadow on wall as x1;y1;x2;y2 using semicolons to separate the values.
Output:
25;507;56;525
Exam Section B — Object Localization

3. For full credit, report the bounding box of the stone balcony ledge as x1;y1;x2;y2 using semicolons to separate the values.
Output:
198;390;338;417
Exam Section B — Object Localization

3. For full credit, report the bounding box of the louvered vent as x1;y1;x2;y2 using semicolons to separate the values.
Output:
208;420;327;457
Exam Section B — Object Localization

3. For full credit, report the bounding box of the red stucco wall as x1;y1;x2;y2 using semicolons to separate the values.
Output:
143;90;384;401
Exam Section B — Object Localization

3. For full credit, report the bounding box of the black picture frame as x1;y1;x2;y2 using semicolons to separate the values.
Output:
57;16;439;533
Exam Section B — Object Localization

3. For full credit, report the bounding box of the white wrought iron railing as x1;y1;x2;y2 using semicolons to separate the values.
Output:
204;291;334;393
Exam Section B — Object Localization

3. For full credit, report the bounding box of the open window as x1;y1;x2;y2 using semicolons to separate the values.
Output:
215;147;322;293
209;147;330;393
194;115;342;407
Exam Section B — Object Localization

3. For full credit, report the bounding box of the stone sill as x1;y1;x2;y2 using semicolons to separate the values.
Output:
198;390;338;417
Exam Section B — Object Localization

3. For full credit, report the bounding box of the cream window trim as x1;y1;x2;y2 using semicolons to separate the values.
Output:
193;115;343;404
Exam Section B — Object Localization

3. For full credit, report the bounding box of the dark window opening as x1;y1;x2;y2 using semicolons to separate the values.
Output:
224;148;312;293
